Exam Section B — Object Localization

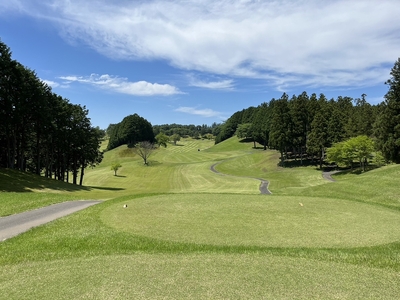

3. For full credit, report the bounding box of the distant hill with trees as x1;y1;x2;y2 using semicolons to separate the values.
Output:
214;58;400;167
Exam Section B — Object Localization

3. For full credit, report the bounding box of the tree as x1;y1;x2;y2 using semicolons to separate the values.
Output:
235;123;253;139
289;92;309;163
374;58;400;163
107;114;154;150
326;136;374;171
155;132;169;148
111;163;122;176
134;141;154;165
351;135;375;171
252;102;272;150
171;133;181;145
269;94;292;164
307;110;328;168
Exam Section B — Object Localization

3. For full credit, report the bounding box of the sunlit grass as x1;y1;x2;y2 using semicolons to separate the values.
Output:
2;253;400;300
102;194;400;248
1;136;400;299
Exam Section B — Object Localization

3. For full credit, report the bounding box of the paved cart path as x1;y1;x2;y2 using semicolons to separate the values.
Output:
322;170;342;182
210;162;271;195
0;200;101;241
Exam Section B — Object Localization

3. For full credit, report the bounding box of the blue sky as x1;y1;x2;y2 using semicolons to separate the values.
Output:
1;0;399;129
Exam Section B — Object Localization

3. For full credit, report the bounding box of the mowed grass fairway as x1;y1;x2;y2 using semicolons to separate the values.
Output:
1;137;400;299
102;194;400;248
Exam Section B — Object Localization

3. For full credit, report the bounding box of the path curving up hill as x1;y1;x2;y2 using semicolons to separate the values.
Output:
210;163;271;195
322;170;342;182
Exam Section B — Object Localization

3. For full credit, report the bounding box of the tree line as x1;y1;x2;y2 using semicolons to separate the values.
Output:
215;58;400;167
153;123;220;139
0;40;103;185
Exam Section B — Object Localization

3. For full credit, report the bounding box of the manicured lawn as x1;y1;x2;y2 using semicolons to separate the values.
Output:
2;253;400;299
1;137;400;299
102;194;400;248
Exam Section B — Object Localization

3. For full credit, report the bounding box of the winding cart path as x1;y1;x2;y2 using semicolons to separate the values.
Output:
210;162;271;195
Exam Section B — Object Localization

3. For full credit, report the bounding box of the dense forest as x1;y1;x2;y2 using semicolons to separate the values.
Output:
214;58;400;167
0;40;103;185
153;123;220;139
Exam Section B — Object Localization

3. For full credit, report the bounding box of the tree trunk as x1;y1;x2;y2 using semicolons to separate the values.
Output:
79;162;85;186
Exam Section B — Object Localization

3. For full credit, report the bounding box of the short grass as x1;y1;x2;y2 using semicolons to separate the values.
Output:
102;194;400;248
1;136;400;299
2;254;400;300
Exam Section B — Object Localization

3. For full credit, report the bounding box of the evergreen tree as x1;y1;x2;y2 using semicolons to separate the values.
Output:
269;94;292;164
252;102;271;150
289;92;308;163
374;58;400;163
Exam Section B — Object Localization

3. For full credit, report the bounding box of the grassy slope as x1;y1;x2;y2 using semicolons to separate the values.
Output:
1;137;400;299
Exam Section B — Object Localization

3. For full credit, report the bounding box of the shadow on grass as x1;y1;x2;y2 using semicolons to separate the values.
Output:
88;186;125;191
332;165;383;176
277;159;318;168
0;168;91;193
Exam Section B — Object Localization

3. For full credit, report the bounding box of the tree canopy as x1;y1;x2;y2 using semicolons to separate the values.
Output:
107;114;154;150
0;40;103;184
374;58;400;163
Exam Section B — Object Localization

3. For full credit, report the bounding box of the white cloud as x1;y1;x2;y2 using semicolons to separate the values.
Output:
4;0;400;89
175;106;222;118
58;74;182;96
41;79;59;88
188;76;235;90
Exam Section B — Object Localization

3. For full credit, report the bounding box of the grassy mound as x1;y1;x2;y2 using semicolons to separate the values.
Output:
101;194;400;248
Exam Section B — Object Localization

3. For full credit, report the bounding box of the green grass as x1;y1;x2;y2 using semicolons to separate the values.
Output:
1;137;400;299
102;194;400;248
2;253;400;299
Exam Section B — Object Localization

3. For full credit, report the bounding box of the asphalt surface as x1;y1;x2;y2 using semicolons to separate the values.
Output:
0;200;101;241
210;162;271;195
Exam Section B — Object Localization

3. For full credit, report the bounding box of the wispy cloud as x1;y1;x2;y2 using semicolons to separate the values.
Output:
3;0;400;90
41;79;59;88
175;106;223;118
188;76;235;90
58;74;182;96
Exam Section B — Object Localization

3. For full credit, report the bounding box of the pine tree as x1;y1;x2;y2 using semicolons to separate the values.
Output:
374;58;400;163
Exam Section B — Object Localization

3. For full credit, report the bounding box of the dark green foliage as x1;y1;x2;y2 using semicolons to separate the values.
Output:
153;123;215;138
107;114;154;150
215;107;257;144
306;95;330;168
269;94;292;163
289;92;309;162
252;102;271;150
0;40;102;184
374;58;400;163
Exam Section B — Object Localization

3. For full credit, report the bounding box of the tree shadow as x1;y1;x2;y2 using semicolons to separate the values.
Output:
332;164;383;176
88;186;125;191
0;168;91;193
278;159;318;168
238;138;254;143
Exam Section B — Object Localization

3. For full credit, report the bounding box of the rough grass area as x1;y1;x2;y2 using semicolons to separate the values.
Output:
102;194;400;248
